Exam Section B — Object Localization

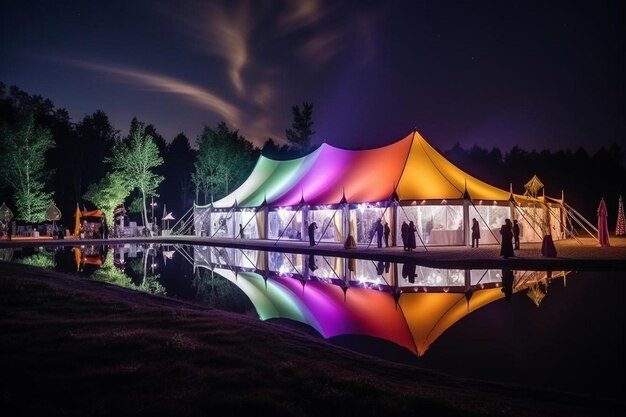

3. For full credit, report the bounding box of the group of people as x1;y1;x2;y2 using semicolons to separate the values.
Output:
400;220;417;251
471;217;520;257
499;218;520;258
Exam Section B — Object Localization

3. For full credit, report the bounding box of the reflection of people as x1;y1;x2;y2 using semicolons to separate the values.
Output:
407;221;417;251
402;262;416;283
308;222;317;246
401;221;408;251
513;219;520;250
344;234;356;249
384;221;391;247
375;219;384;248
308;255;318;272
499;219;514;258
501;269;514;300
471;218;480;248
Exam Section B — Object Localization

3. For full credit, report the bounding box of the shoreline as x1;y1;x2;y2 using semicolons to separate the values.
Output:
2;235;626;271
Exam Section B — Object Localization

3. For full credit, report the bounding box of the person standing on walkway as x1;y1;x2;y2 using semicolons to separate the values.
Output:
471;218;480;248
500;219;514;258
401;221;409;251
375;219;384;248
385;222;391;248
7;221;12;240
407;221;417;251
384;221;391;247
308;221;317;246
513;219;520;250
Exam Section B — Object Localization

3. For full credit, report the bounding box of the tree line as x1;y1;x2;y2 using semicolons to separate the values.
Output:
0;82;623;232
0;83;315;230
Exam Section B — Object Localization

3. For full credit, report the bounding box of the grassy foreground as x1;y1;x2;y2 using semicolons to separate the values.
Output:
0;261;619;417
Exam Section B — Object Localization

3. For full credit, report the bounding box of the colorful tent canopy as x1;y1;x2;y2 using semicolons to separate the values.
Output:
211;130;513;210
211;267;503;356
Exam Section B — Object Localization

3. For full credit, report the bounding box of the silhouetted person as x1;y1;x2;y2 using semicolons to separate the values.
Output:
471;218;480;248
541;234;557;257
239;223;244;239
308;221;317;246
384;261;390;273
344;234;356;249
375;219;384;248
401;221;408;251
407;221;417;251
501;269;514;301
7;222;12;240
513;219;520;250
500;219;514;258
384;221;391;247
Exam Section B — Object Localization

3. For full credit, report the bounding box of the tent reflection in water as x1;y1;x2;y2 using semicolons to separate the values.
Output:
192;247;567;357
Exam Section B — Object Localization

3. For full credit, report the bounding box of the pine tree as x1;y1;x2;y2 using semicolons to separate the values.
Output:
285;102;315;152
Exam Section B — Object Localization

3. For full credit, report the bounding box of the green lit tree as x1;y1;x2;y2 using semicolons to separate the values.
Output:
0;114;55;223
105;122;164;228
83;171;131;230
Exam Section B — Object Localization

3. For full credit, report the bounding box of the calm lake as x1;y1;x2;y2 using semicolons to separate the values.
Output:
4;242;625;403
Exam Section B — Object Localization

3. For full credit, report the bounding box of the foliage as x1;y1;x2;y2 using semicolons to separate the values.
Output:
193;122;255;204
285;102;315;152
92;252;133;288
83;171;131;229
0;114;55;222
139;274;166;295
94;251;165;295
74;110;119;202
0;83;84;224
105;122;164;227
160;133;196;216
15;250;55;269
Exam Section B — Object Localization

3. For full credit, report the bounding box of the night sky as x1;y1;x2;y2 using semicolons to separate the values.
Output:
1;0;623;152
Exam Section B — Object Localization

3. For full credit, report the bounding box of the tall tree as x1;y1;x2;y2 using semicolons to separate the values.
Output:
105;122;164;228
285;102;315;152
0;115;55;223
193;122;255;204
160;132;195;216
74;110;119;202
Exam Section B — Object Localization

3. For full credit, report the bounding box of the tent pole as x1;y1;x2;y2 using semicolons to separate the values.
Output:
274;203;303;245
316;205;341;245
235;207;260;239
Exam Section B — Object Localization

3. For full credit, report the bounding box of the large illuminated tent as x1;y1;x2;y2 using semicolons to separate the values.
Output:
192;130;569;246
